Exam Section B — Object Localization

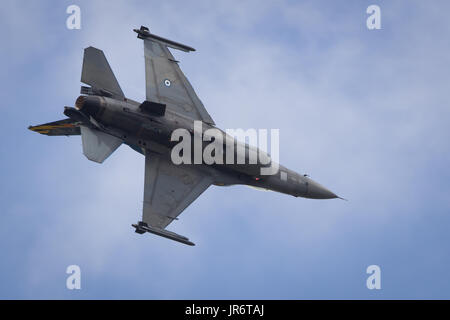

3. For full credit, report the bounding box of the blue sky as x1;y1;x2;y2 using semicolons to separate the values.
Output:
1;0;450;299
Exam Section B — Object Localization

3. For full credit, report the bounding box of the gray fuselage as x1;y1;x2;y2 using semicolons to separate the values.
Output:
75;95;337;199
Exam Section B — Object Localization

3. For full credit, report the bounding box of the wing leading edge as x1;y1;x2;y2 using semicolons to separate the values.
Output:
135;26;215;125
135;151;212;245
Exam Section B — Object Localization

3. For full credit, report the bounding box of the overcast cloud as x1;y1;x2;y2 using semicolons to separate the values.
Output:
0;0;449;299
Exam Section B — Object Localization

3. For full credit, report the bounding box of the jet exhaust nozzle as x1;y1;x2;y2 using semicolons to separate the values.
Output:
74;95;103;117
75;95;85;110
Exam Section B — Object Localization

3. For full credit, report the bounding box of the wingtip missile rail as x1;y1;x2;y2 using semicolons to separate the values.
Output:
132;221;195;246
133;26;196;52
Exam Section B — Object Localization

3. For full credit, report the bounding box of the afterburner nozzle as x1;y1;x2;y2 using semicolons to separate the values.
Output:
74;95;103;117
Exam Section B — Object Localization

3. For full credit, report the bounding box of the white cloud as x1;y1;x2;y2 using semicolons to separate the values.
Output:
2;0;450;298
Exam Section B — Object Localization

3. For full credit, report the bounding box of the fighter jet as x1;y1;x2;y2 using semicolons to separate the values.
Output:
29;26;339;246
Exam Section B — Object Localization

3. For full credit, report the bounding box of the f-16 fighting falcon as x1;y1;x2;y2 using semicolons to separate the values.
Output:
29;26;340;246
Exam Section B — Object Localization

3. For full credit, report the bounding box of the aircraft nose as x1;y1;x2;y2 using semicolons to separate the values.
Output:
306;178;338;199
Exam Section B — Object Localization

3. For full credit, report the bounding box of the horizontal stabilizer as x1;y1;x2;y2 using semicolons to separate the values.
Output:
80;126;122;163
81;47;124;99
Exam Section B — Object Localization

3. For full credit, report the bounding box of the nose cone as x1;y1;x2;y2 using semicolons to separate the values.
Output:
306;178;338;199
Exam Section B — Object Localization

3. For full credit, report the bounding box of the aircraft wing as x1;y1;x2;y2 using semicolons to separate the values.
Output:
136;26;215;125
141;152;212;231
28;118;80;136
